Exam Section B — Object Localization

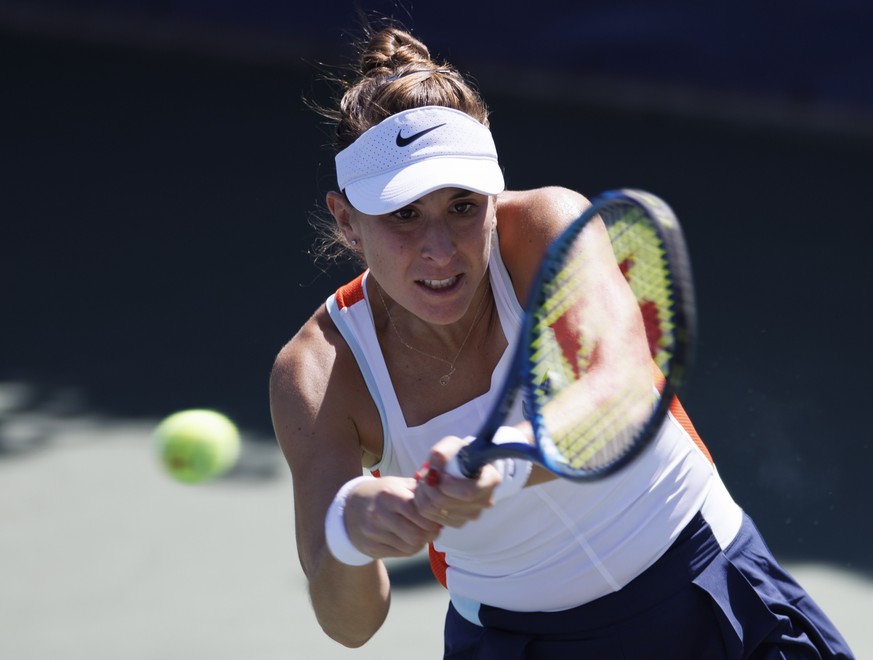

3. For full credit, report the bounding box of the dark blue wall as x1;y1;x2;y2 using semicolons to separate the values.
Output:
3;0;873;107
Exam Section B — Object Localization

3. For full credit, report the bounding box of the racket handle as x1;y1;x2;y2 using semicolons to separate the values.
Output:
445;452;474;479
445;427;528;480
445;437;532;501
416;452;475;486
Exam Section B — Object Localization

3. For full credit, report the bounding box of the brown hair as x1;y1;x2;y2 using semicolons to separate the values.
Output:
328;26;491;152
310;24;492;266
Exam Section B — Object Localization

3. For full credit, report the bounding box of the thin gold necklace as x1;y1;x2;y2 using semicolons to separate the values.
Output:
375;282;490;386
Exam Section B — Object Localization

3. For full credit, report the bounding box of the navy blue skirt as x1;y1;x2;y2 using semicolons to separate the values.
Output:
443;513;853;659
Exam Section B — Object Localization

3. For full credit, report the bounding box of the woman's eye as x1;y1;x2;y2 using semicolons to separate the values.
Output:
391;208;417;221
452;202;476;214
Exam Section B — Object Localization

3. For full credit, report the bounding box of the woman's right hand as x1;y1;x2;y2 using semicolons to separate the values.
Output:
342;476;445;559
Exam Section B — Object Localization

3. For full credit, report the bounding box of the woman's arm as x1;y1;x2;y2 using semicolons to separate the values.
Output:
270;309;442;647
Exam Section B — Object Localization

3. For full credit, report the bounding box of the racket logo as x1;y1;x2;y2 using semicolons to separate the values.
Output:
395;123;446;147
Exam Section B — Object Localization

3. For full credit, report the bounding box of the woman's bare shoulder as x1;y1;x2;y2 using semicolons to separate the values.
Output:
270;306;344;403
494;187;592;298
496;186;590;235
271;307;364;443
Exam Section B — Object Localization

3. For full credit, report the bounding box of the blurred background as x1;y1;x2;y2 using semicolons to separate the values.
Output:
2;1;871;658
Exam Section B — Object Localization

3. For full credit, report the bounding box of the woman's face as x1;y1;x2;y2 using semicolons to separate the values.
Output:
334;187;495;325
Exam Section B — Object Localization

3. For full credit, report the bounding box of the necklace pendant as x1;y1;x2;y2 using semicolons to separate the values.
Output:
376;282;489;390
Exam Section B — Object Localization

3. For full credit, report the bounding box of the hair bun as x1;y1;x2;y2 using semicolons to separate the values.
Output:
360;28;433;77
326;24;490;151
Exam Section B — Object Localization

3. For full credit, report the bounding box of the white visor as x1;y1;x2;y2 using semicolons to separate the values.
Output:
335;106;505;215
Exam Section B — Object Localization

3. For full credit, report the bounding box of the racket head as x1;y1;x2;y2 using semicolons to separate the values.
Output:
520;188;695;480
454;189;695;481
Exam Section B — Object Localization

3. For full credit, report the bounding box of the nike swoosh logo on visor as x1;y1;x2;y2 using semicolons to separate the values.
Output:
395;123;446;147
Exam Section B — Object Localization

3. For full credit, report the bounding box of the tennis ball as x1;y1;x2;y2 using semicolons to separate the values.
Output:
154;409;241;484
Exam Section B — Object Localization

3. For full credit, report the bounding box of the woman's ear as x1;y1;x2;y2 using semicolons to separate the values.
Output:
326;191;359;246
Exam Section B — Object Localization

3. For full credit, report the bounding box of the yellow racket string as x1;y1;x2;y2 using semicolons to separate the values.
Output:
553;384;648;470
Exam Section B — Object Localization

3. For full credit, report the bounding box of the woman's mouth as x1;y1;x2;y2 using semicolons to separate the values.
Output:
418;275;460;291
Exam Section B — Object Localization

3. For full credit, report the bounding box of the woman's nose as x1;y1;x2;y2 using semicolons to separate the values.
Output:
420;218;456;264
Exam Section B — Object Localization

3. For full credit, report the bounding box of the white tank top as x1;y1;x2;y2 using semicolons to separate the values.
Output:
326;231;742;614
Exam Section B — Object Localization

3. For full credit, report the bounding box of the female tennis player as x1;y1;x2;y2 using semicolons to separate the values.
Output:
269;22;853;659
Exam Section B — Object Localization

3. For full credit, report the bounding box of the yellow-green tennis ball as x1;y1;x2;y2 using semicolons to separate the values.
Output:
154;409;240;484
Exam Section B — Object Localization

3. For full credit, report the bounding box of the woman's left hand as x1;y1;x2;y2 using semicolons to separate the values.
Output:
413;435;503;527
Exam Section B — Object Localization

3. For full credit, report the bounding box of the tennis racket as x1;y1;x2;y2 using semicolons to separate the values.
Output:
448;188;695;481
